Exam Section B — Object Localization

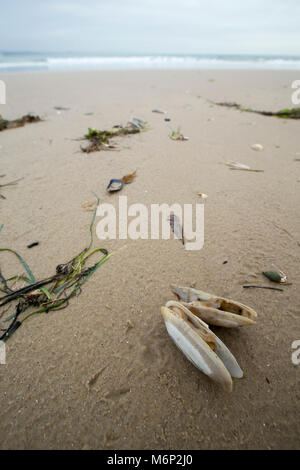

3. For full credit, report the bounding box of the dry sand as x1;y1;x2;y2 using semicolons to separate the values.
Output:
0;69;299;449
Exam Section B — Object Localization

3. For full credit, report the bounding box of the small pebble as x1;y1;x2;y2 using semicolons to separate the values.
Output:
251;143;264;151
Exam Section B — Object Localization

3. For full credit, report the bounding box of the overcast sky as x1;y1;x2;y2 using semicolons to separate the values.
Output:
1;0;299;55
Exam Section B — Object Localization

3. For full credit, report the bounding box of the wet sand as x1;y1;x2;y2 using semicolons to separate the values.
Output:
0;69;299;449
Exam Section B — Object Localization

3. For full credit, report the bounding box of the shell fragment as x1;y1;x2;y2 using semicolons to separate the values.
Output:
251;143;264;151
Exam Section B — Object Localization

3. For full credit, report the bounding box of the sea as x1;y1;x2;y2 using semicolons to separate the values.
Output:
1;52;300;73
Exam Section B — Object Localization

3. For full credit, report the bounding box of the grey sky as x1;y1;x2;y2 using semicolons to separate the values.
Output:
0;0;299;55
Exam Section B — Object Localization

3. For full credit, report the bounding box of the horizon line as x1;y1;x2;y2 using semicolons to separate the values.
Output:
1;51;300;58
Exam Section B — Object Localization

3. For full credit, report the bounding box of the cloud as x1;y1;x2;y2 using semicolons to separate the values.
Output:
0;0;299;54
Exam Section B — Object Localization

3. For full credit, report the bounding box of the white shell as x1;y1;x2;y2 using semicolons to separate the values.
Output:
162;301;244;391
197;192;208;200
171;286;257;328
251;143;264;151
226;161;251;170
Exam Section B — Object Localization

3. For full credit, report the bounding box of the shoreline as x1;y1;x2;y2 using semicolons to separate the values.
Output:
1;66;300;76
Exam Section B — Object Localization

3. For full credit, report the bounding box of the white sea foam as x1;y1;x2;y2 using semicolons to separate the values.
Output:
1;54;300;72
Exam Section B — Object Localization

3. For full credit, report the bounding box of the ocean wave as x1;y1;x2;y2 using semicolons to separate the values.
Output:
1;55;300;72
0;60;47;69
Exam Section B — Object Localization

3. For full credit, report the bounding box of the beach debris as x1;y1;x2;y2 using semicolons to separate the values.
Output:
161;300;243;392
263;269;288;284
213;102;300;119
81;119;146;153
223;260;228;265
126;319;134;331
54;106;70;111
86;365;108;391
251;143;264;151
164;118;171;122
0;113;41;132
106;179;123;193
162;285;259;389
168;213;184;245
0;177;23;199
106;171;137;193
169;127;189;141
81;200;97;212
81;201;94;210
0;177;23;187
84;112;94;116
128;118;146;130
225;161;264;172
197;192;208;200
0;200;113;342
226;161;251;170
171;285;258;328
243;285;283;292
152;109;167;114
27;242;39;249
121;171;137;184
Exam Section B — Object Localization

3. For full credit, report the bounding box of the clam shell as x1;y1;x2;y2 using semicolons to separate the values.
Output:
171;285;257;328
162;301;243;391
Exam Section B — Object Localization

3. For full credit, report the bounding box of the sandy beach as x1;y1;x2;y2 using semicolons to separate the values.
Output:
0;69;299;449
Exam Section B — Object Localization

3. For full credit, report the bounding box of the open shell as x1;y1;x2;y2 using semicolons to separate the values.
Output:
171;285;257;328
161;301;243;392
106;179;123;192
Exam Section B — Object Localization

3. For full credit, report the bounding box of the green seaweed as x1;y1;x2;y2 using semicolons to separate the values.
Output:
213;102;300;119
0;114;42;131
81;120;145;153
0;199;117;342
85;128;116;139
